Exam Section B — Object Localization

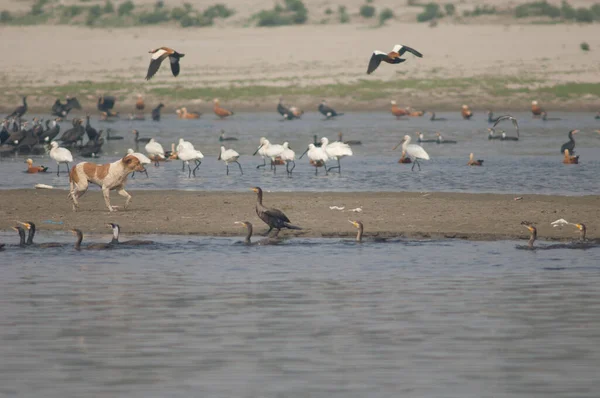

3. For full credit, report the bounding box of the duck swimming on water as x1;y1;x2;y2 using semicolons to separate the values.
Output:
428;111;447;121
12;226;27;247
435;132;457;144
416;132;436;143
107;223;154;245
17;221;63;247
71;229;112;250
251;187;301;235
560;129;579;155
25;158;48;173
467;153;484;166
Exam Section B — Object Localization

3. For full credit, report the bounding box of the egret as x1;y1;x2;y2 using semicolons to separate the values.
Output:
178;145;204;177
300;143;329;175
280;142;296;176
177;138;194;171
320;137;352;173
49;141;73;177
393;134;430;171
145;138;165;166
127;148;151;178
218;146;242;175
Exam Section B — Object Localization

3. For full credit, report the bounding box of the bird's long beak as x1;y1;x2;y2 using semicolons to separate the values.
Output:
252;145;263;156
575;224;583;230
348;220;359;228
250;188;258;193
392;140;405;151
17;221;30;229
234;221;245;227
299;147;309;159
12;226;18;231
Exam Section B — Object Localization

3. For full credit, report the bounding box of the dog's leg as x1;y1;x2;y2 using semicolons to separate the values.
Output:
116;185;132;209
102;186;114;212
69;178;88;212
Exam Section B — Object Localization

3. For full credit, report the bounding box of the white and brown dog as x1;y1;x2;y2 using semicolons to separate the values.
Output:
68;155;146;212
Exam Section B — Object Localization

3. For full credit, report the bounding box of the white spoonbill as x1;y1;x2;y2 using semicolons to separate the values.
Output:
127;148;151;178
253;137;269;169
280;142;296;176
219;146;243;175
178;145;204;177
177;138;194;170
321;137;353;173
145;138;165;166
299;143;329;175
393;134;430;171
257;139;285;174
49;141;73;177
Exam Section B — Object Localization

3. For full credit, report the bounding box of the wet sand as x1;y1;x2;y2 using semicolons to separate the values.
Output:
1;189;598;241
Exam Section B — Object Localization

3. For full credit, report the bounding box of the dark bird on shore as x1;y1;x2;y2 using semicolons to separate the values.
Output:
132;129;151;143
367;44;423;74
51;96;81;117
71;229;112;251
219;130;238;142
277;98;296;120
152;103;164;121
146;47;185;80
85;114;98;141
59;118;85;146
7;122;27;146
492;115;519;140
79;130;105;158
337;132;361;145
17;221;64;247
560;129;578;155
7;96;27;118
318;100;343;119
107;223;154;245
106;128;123;140
467;153;484;166
428;111;447;121
251;187;301;235
15;127;39;153
12;226;27;247
97;95;117;114
435;132;457;144
235;221;282;245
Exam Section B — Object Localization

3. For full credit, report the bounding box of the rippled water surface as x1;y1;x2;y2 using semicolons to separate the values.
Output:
1;231;600;397
1;112;599;194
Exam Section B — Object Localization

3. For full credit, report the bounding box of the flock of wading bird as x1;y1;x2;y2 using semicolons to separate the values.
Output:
2;44;599;250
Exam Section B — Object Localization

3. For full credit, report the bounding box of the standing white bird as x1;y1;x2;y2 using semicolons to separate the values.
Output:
280;142;296;176
178;145;204;177
49;141;73;177
127;148;151;178
300;143;329;175
218;146;243;175
259;139;285;174
177;138;194;170
253;137;269;169
320;137;353;174
144;138;165;166
393;134;430;171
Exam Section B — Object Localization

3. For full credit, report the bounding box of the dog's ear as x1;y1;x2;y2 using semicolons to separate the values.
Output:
123;155;139;167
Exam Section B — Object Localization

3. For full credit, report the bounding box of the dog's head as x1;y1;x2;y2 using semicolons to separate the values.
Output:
122;154;146;173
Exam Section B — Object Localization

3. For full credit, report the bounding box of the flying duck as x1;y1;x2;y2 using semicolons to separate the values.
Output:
146;47;185;80
367;44;423;74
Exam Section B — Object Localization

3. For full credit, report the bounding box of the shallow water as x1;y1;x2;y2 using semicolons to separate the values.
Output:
1;231;600;397
1;111;599;195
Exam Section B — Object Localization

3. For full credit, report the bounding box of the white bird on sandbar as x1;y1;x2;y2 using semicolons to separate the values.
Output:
49;141;73;177
393;134;430;171
145;138;165;166
219;146;243;175
300;143;329;175
177;138;194;171
320;137;353;174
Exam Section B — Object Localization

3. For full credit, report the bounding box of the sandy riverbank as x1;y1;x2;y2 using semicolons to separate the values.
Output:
1;189;598;241
2;22;600;113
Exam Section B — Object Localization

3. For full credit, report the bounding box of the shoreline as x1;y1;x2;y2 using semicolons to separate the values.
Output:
1;189;598;241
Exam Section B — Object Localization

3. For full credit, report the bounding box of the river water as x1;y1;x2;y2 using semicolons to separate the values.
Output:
1;111;599;195
1;231;600;397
